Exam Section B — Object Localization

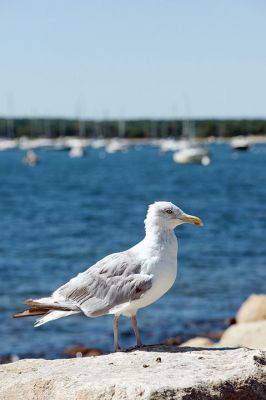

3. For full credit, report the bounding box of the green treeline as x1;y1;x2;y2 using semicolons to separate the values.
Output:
0;118;265;138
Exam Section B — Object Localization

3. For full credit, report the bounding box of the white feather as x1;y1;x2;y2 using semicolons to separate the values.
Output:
34;310;79;327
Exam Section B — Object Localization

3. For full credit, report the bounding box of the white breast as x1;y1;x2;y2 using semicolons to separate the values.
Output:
117;231;178;317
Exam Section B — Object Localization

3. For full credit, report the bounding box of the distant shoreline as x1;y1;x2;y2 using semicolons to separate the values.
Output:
0;118;266;139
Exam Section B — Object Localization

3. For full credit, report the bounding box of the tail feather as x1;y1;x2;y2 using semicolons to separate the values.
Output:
34;310;80;327
23;298;72;311
13;308;49;318
13;297;81;326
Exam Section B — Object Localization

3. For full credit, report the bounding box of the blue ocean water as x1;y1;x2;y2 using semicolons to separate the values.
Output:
0;144;265;357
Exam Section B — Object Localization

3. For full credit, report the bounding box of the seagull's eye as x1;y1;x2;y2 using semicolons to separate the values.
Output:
165;209;173;214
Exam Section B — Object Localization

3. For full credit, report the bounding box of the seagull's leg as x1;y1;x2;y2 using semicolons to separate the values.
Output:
131;315;142;347
113;316;120;352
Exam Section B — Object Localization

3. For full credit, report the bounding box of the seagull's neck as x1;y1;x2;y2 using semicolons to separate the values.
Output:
144;220;177;248
131;220;177;259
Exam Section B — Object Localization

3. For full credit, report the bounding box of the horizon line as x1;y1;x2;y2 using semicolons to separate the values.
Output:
1;115;266;121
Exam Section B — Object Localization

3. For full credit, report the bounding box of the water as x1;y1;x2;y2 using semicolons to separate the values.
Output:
0;144;265;358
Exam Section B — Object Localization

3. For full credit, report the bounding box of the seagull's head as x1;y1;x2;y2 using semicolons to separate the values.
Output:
145;201;203;230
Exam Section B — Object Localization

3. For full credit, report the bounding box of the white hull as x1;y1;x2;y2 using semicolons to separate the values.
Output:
69;146;86;158
231;137;250;151
105;139;128;153
173;146;210;165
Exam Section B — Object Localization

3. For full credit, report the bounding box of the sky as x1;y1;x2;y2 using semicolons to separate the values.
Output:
1;0;266;119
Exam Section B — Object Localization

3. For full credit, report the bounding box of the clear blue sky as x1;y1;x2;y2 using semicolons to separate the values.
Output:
1;0;266;119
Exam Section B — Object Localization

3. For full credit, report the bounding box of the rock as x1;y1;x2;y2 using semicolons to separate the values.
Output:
164;335;183;345
0;355;20;365
179;337;214;347
225;317;237;326
236;294;266;323
218;320;266;350
63;345;103;358
0;346;266;399
203;330;224;340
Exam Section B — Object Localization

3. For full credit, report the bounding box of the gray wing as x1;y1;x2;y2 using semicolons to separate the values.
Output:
53;251;152;317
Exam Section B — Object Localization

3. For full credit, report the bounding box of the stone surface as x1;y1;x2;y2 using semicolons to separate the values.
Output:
0;346;266;399
179;337;214;347
218;320;266;350
236;294;266;323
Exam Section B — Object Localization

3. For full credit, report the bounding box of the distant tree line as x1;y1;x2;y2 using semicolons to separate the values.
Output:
0;118;265;138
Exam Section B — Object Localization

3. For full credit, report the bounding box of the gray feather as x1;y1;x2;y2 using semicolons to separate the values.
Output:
53;251;153;317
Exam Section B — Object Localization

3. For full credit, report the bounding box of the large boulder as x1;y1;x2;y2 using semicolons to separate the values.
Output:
236;294;266;323
218;320;266;349
0;346;266;399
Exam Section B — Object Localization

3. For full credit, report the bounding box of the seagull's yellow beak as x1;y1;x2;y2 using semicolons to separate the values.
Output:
179;214;204;226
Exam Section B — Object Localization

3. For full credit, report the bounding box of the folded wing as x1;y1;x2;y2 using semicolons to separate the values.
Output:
53;251;153;317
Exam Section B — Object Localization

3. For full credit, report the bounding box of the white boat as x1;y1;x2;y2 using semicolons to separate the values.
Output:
173;121;211;165
105;118;129;154
159;138;189;153
0;138;18;150
52;137;71;151
173;146;210;165
19;137;54;150
90;138;106;149
230;136;250;151
22;150;40;166
69;145;86;158
105;138;128;153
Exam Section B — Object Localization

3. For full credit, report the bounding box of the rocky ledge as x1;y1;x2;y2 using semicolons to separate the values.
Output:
0;346;266;400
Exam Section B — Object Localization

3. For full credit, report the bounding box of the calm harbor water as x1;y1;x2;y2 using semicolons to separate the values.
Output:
0;144;266;358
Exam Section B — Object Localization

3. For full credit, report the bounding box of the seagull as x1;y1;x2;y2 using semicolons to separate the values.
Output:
13;201;203;351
